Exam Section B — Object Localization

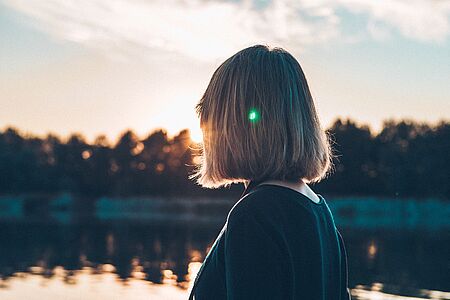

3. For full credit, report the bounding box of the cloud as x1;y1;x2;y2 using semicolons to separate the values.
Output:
3;0;450;62
339;0;450;43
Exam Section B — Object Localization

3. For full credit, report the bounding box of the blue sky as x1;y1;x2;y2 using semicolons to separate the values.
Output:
1;0;449;142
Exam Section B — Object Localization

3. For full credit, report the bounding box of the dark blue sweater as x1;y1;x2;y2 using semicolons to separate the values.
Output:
189;180;351;300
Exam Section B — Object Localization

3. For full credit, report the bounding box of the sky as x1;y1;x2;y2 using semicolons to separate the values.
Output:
1;0;449;143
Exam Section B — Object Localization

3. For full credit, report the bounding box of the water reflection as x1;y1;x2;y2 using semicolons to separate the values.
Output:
0;222;214;285
367;239;377;260
0;221;449;299
351;283;450;300
0;269;188;300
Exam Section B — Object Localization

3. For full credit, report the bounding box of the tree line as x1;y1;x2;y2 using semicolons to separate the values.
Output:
0;118;448;200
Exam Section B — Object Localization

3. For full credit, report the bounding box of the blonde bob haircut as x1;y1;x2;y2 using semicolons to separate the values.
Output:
189;44;334;189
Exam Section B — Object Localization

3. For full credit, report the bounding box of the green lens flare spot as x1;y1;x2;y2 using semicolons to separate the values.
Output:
248;109;260;123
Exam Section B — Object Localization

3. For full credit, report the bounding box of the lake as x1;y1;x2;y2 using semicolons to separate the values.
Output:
0;195;449;299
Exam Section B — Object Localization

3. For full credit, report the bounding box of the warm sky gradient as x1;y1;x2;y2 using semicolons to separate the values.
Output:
1;0;449;143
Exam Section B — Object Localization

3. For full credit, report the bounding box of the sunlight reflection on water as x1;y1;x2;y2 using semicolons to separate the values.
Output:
351;282;450;300
1;267;449;300
0;268;188;300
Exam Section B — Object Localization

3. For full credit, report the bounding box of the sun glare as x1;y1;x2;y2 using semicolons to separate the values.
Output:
190;126;204;144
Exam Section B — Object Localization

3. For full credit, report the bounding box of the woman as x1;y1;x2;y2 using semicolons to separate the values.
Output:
188;44;351;300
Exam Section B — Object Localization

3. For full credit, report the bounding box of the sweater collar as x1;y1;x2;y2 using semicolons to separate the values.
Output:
240;179;265;199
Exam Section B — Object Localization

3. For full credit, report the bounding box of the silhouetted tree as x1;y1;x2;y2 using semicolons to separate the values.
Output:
0;118;448;199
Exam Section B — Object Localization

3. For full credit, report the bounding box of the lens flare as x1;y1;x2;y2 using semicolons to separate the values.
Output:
248;108;260;123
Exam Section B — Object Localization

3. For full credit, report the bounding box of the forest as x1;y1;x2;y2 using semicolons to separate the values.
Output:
0;118;448;200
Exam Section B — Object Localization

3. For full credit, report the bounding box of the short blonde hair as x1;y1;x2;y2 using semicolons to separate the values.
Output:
189;44;334;189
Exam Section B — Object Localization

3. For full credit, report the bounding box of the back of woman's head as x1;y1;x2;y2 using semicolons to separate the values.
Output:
190;44;334;189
